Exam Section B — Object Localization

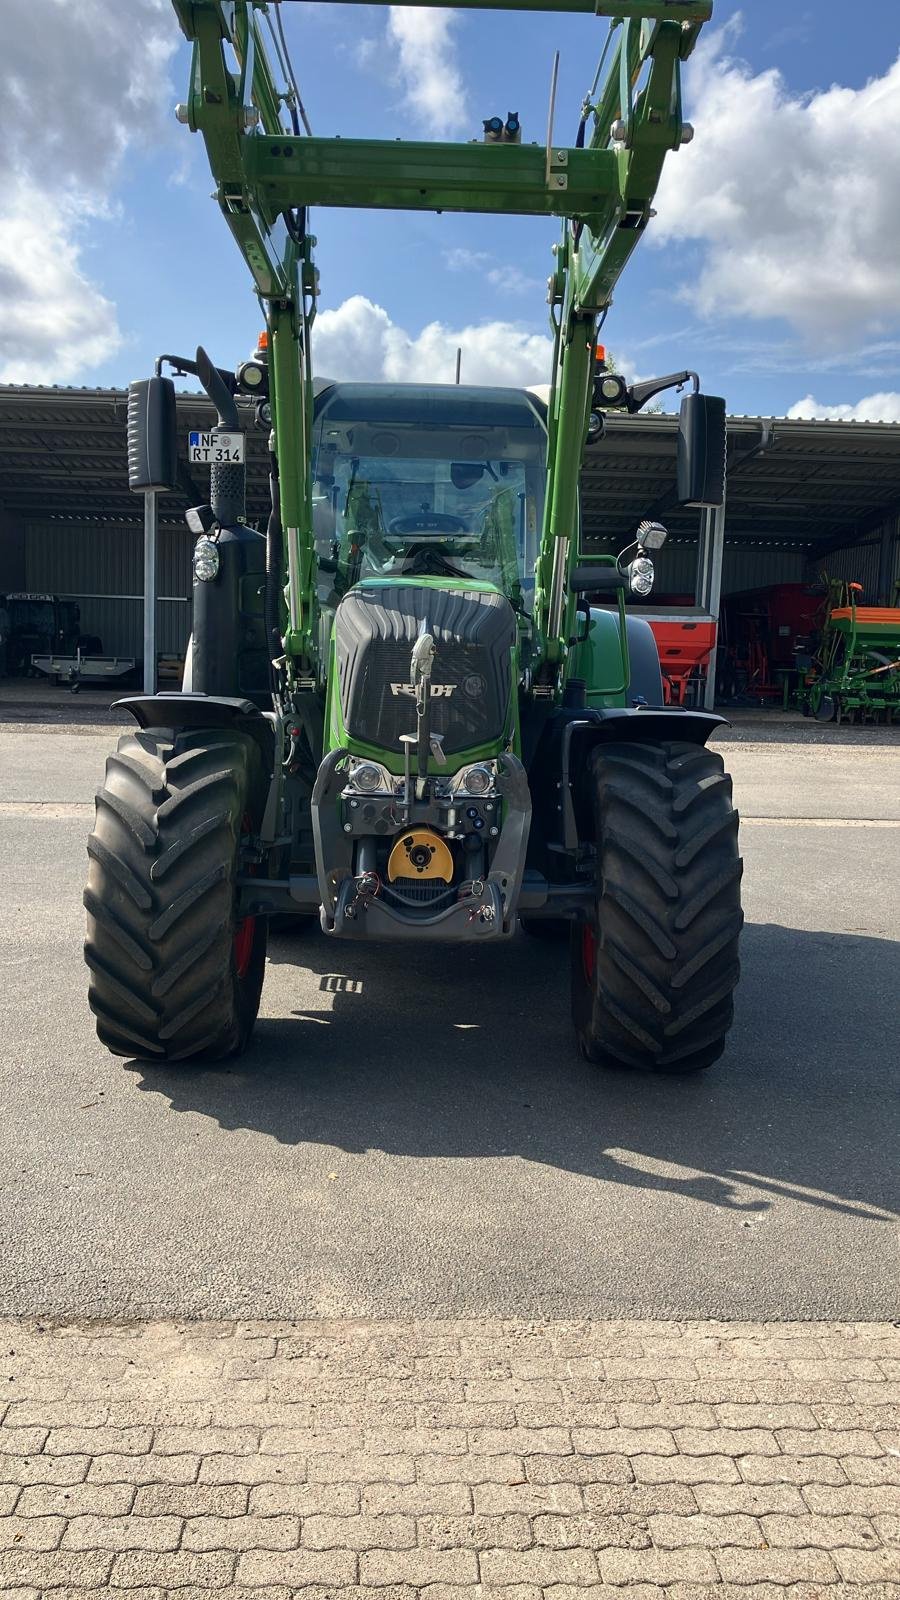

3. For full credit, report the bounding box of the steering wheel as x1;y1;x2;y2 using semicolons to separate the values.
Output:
387;511;468;535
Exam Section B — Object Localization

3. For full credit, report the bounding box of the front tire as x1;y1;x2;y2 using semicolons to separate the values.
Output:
571;741;742;1073
84;728;268;1062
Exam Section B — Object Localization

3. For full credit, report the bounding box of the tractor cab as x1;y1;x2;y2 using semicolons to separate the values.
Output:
312;383;545;610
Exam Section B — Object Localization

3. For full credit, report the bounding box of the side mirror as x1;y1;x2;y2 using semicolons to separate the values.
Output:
677;392;726;508
127;376;178;492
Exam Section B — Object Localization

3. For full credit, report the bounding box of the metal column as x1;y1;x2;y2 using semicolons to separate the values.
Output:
143;490;157;694
696;499;725;710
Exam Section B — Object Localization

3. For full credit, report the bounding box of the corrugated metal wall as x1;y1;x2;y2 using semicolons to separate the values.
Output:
589;540;808;600
804;519;900;599
24;522;192;657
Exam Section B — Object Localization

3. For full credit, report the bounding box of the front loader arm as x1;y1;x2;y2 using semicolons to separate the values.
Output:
172;0;709;687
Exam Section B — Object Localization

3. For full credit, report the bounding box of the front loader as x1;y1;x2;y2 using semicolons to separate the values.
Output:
85;0;742;1072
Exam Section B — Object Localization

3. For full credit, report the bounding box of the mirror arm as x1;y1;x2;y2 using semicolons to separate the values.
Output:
626;369;699;414
154;350;240;428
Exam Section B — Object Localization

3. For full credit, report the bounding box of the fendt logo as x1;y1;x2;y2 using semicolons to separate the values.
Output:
390;682;456;698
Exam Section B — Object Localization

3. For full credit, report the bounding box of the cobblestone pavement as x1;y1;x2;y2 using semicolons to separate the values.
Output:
0;1321;897;1597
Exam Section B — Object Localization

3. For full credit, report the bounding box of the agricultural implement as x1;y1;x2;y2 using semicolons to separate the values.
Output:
84;0;743;1074
805;580;900;724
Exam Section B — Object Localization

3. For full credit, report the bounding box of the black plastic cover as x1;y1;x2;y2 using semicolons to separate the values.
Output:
127;376;178;492
334;583;516;757
677;392;726;508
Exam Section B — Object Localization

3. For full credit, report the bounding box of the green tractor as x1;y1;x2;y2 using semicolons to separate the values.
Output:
84;0;742;1073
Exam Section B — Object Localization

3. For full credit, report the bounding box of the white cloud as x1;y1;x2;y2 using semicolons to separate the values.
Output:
653;22;900;339
1;0;175;383
313;295;553;387
386;7;468;135
788;392;900;423
0;186;122;384
444;247;541;297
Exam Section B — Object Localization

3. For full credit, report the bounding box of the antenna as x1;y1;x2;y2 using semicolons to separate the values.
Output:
455;347;462;385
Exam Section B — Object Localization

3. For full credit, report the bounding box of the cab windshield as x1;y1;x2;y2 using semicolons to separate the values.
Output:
312;387;545;612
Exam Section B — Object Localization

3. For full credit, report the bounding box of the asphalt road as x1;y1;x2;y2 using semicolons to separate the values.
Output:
0;719;897;1322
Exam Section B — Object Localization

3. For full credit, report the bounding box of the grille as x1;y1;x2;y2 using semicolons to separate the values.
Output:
334;582;516;756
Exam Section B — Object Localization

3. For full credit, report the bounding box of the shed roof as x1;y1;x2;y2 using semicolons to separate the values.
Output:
0;385;897;556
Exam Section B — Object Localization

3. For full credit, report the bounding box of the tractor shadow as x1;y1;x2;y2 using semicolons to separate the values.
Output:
125;921;898;1226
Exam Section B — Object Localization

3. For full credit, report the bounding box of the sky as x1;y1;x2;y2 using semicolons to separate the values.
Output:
2;0;899;421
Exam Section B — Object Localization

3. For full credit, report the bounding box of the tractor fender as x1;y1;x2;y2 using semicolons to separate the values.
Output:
114;692;275;764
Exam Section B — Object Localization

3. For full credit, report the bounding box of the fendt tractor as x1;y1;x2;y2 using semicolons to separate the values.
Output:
84;0;743;1072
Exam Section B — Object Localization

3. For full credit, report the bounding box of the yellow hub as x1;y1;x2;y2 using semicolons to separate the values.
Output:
387;828;454;882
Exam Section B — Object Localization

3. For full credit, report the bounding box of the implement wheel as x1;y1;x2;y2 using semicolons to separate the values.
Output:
571;741;743;1074
84;728;268;1061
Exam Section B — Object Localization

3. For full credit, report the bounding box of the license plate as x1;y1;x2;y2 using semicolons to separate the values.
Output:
188;430;245;464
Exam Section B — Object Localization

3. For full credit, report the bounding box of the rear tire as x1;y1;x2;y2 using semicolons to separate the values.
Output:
84;728;268;1061
571;740;742;1073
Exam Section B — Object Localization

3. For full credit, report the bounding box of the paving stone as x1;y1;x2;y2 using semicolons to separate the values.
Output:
740;1455;847;1485
479;1546;599;1585
761;1513;882;1549
673;1427;780;1457
88;1451;199;1484
714;1548;840;1584
831;1546;900;1581
572;1428;677;1457
16;1481;135;1517
133;1482;249;1516
361;1548;479;1585
474;1482;584;1515
309;1452;415;1483
62;1513;182;1551
253;1480;362;1515
527;1453;634;1485
778;1429;883;1457
2;1454;90;1486
418;1454;522;1484
532;1512;650;1550
843;1456;900;1485
110;1549;238;1588
182;1513;300;1550
802;1483;900;1516
364;1482;471;1516
237;1546;359;1585
417;1514;532;1550
0;1427;48;1455
692;1482;807;1516
0;1514;65;1550
301;1513;415;1549
582;1483;696;1517
633;1454;740;1485
44;1426;151;1456
598;1547;719;1584
648;1512;762;1548
0;1550;114;1587
199;1452;308;1484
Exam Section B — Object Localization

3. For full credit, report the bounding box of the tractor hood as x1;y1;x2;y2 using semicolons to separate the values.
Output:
333;578;517;759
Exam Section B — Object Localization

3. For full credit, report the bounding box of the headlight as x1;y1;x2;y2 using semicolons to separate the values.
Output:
628;555;655;597
348;759;390;793
193;536;219;582
454;763;495;797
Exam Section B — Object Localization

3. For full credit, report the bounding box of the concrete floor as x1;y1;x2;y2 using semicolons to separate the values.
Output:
0;716;897;1322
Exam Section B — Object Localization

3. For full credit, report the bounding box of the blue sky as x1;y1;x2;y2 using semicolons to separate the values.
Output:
4;1;899;419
